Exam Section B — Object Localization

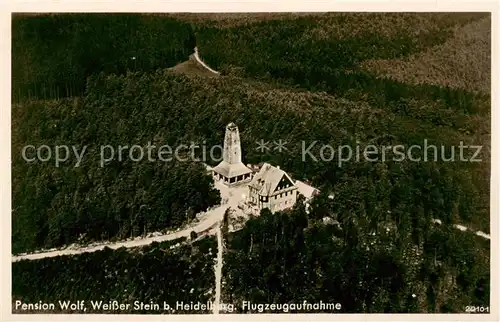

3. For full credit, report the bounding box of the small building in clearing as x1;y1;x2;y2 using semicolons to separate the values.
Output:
247;163;298;213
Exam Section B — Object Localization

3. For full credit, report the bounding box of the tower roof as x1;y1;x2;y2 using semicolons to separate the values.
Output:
212;160;253;178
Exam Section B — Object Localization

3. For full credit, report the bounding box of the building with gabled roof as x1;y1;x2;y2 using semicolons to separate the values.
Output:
247;163;298;213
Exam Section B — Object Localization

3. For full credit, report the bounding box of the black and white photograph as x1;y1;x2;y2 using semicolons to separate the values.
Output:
4;3;497;319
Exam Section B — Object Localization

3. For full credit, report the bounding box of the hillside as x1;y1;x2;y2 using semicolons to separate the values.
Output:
11;12;491;314
361;16;491;94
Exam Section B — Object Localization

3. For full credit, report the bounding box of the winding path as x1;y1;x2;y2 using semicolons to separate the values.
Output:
12;177;490;263
431;219;490;240
11;206;227;262
11;179;243;263
193;47;220;75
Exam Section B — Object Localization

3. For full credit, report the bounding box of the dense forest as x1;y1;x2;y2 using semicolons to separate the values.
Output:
12;237;215;314
12;72;222;254
12;13;195;102
222;198;490;313
192;12;490;233
53;69;489;232
194;13;487;91
11;13;490;313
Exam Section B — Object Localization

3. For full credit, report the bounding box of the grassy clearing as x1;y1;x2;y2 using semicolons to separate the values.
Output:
361;16;491;94
169;55;220;78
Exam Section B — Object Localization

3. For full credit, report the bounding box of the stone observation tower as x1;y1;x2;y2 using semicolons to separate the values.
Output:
212;123;253;186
